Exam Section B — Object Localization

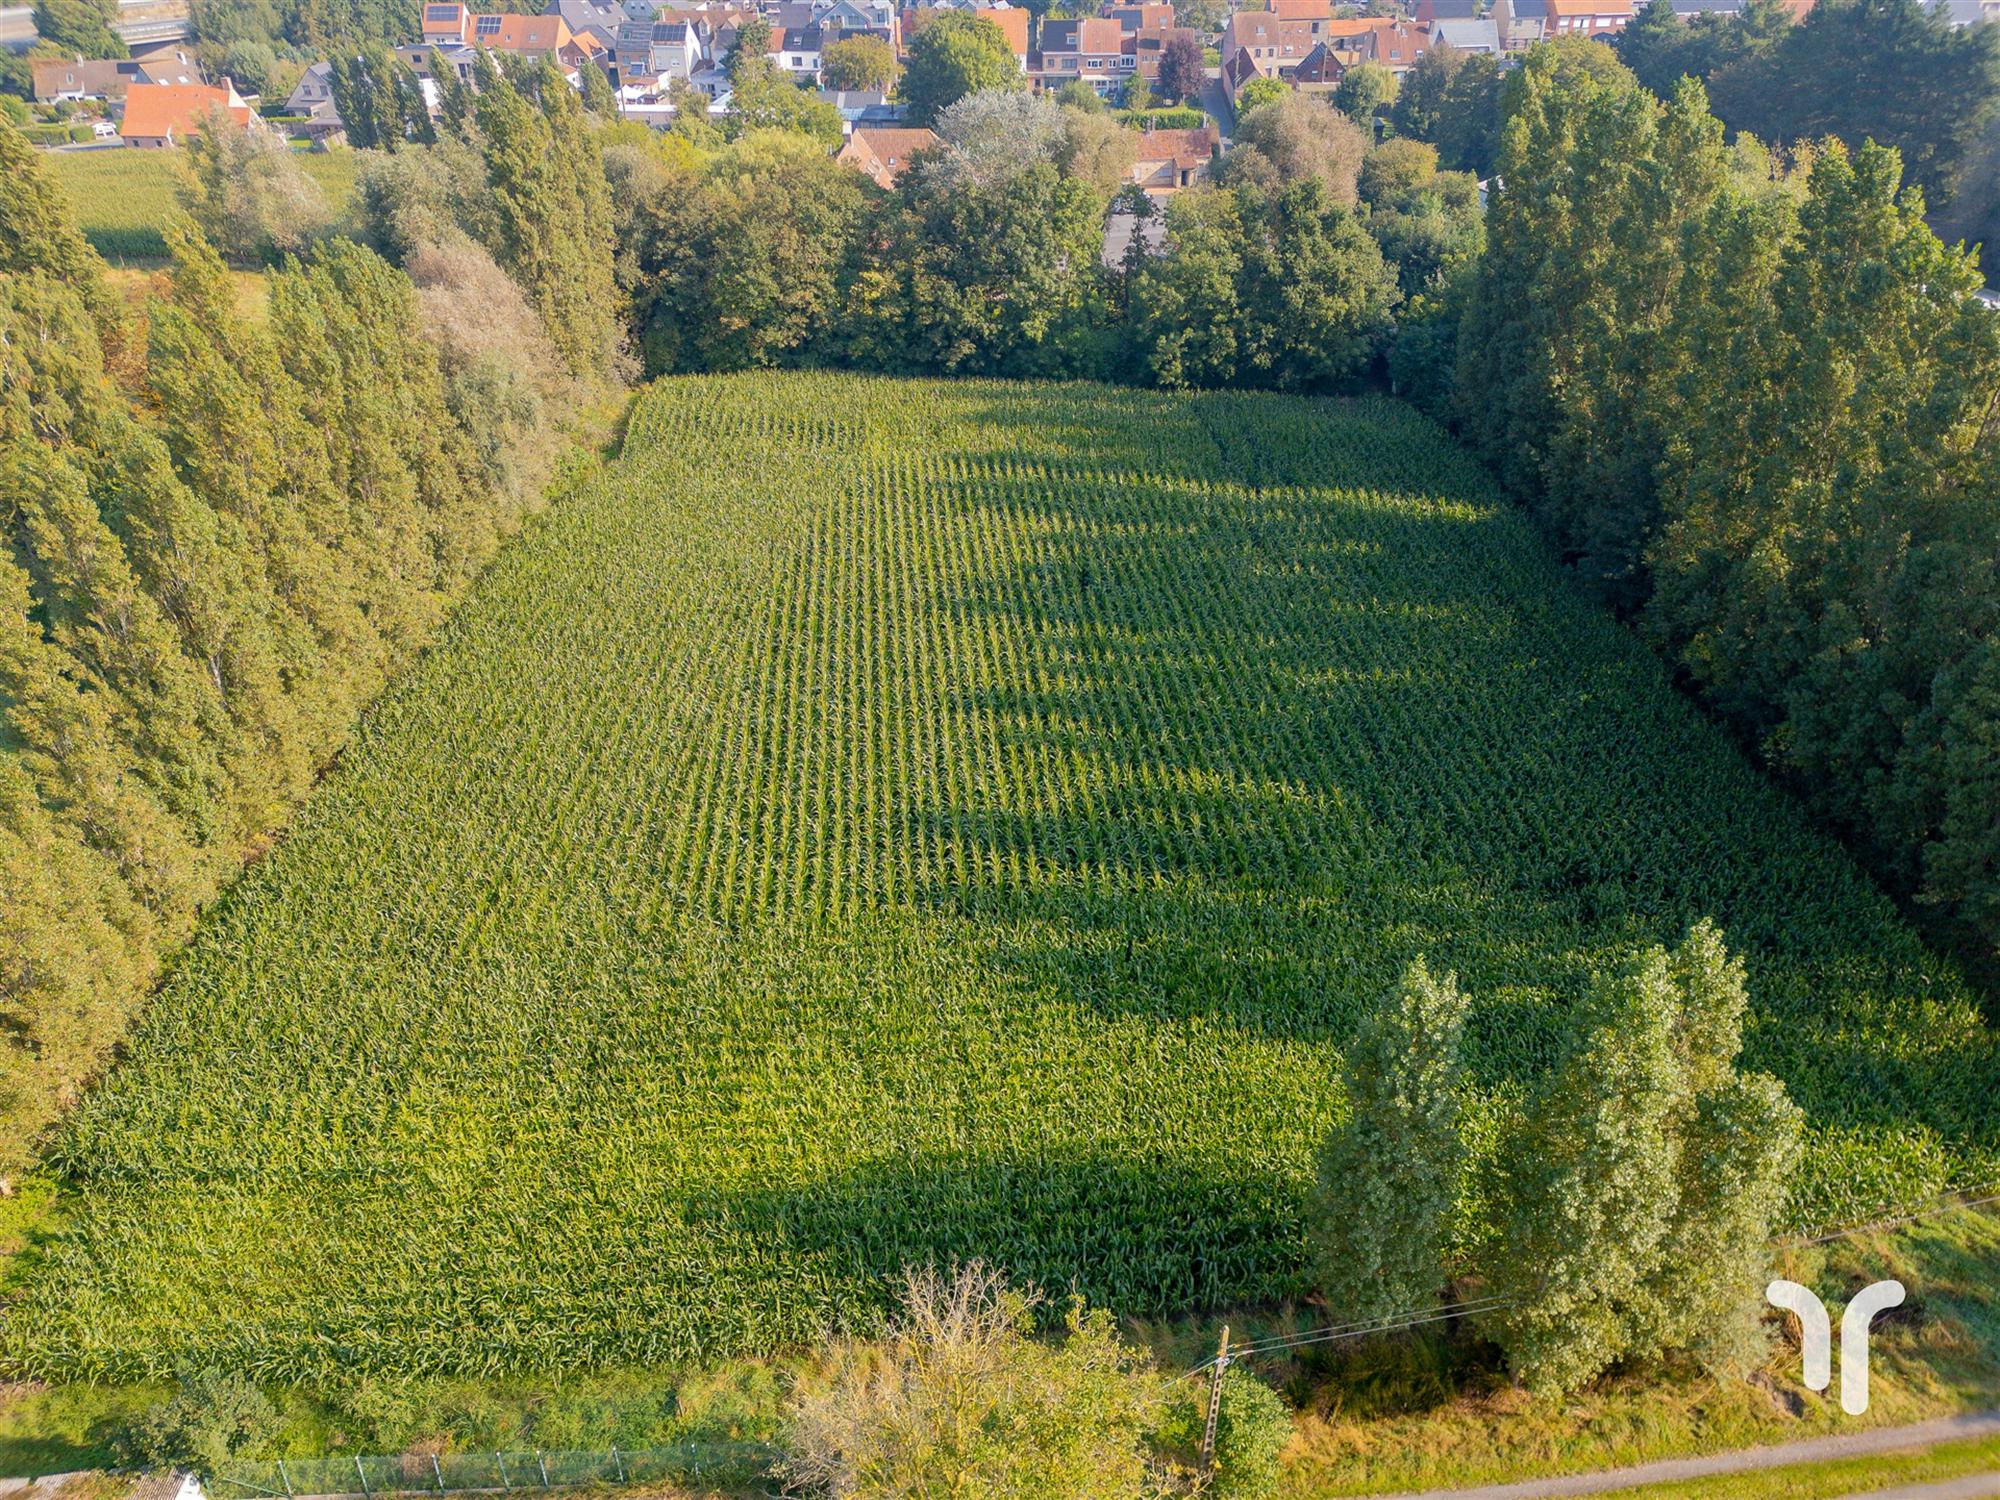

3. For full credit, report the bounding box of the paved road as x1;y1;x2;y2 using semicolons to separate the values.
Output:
1199;67;1232;141
1364;1409;2000;1499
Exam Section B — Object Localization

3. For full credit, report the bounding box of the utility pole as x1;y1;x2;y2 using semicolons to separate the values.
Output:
1199;1325;1231;1476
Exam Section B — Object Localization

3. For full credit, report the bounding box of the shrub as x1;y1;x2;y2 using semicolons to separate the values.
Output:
1386;286;1465;421
1114;106;1206;130
117;1369;278;1477
1151;1368;1291;1499
1210;1370;1292;1499
782;1263;1165;1499
179;107;330;263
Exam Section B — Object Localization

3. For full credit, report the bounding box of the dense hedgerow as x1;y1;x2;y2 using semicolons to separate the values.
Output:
7;372;1993;1381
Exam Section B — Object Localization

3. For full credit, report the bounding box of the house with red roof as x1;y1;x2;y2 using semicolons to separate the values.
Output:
1030;15;1133;93
118;80;254;147
835;125;939;187
420;4;605;67
1131;124;1216;193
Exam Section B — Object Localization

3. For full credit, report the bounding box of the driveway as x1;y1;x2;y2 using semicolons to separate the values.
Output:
1200;67;1232;141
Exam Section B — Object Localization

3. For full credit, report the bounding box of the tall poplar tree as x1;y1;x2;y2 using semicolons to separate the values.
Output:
472;59;622;376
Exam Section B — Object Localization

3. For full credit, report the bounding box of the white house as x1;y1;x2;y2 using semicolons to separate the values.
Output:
771;23;823;77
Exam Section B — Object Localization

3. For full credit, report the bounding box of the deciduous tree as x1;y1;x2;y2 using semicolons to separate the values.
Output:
900;12;1023;126
1223;90;1367;204
1479;924;1801;1394
30;0;125;58
1157;29;1204;104
1313;959;1471;1322
821;33;900;91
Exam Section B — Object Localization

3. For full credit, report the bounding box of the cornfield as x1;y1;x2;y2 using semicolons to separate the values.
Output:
9;373;1994;1381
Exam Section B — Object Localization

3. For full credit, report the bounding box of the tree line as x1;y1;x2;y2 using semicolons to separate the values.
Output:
0;56;618;1170
1401;37;2000;966
1617;0;1997;207
591;81;1474;392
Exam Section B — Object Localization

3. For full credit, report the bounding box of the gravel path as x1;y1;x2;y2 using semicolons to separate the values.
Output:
1362;1409;2000;1499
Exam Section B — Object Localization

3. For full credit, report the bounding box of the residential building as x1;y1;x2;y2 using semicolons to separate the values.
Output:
1543;0;1632;35
1106;1;1175;28
612;17;709;80
1268;0;1331;17
818;0;899;46
285;59;336;112
33;57;133;100
835;124;937;186
399;43;483;88
420;4;605;66
1430;14;1499;50
1413;0;1477;21
1030;15;1132;92
1286;39;1350;94
1363;17;1429;71
544;0;625;47
1131;123;1215;192
31;48;201;102
771;22;823;76
612;76;730;119
1105;2;1190;82
1490;0;1550;48
119;79;253;146
1220;10;1379;100
1221;8;1329;72
816;86;905;127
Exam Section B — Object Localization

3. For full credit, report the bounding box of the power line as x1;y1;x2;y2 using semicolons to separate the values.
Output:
1181;1184;2000;1377
1781;1183;2000;1248
1225;1294;1515;1358
1183;1294;1515;1375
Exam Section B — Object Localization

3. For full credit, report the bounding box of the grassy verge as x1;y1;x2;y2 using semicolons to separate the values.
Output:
43;148;364;262
98;264;275;323
1601;1431;2000;1499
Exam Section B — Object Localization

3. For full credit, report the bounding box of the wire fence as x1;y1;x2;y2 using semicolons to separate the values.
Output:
213;1444;778;1499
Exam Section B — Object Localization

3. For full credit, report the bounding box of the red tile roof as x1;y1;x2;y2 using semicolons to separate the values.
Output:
1135;125;1215;167
835;125;939;187
119;82;250;142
